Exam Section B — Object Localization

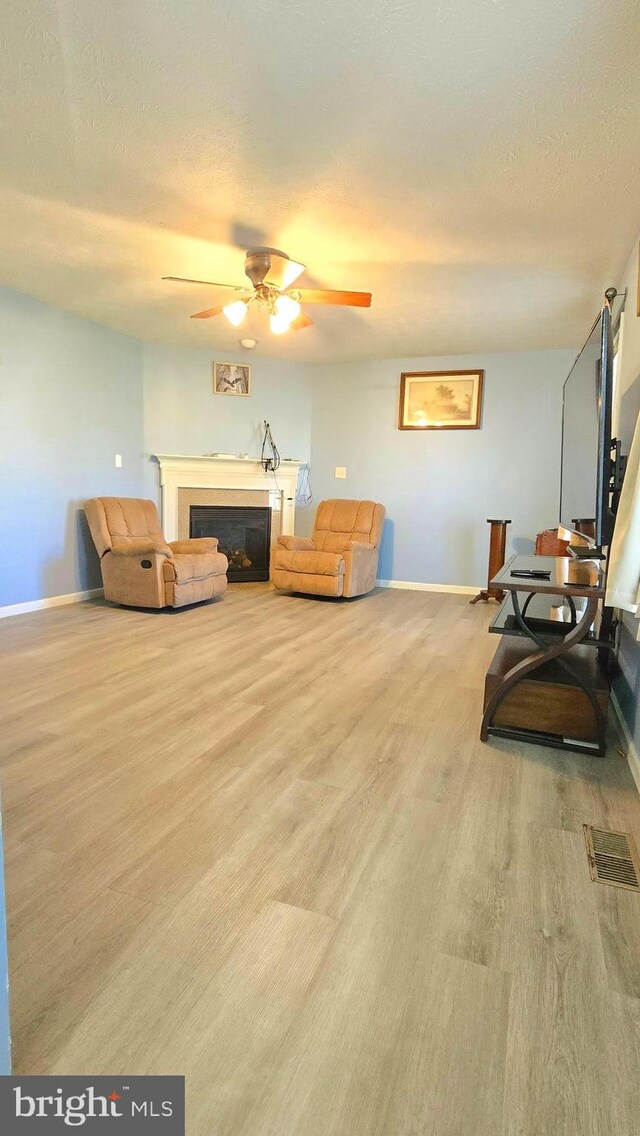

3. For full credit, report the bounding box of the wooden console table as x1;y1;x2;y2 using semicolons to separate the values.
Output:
481;554;611;756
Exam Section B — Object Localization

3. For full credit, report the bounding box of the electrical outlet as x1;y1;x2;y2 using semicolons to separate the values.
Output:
335;466;347;479
115;454;122;468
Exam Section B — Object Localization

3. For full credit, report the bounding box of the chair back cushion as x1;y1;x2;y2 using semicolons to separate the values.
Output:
312;499;385;552
85;497;165;557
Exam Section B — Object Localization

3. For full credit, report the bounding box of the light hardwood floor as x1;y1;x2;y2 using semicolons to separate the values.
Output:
2;584;640;1134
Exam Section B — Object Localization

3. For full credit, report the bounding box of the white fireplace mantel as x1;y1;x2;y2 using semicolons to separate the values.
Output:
153;454;304;541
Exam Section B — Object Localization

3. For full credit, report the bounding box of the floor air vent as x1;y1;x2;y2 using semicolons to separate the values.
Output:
583;825;640;892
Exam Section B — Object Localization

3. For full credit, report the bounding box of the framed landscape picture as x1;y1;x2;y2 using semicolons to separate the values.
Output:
213;361;251;396
398;369;484;430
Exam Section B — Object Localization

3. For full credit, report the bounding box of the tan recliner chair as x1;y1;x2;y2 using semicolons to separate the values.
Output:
271;499;385;598
85;497;228;609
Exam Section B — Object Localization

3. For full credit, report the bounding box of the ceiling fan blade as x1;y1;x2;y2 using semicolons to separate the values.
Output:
290;312;314;332
290;288;371;308
264;254;305;290
190;304;227;320
163;276;245;290
190;289;251;319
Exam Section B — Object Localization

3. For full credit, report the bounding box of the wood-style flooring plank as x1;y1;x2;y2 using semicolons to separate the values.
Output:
241;793;509;1136
10;887;155;1073
148;901;337;1136
501;823;640;1135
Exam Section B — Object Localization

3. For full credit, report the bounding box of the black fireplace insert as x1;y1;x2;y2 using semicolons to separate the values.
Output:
189;505;271;583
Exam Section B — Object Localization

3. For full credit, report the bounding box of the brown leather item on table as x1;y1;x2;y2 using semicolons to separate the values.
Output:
85;497;228;609
271;499;385;598
535;528;571;556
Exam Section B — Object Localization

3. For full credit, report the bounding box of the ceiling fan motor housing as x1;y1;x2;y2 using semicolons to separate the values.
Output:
244;247;289;288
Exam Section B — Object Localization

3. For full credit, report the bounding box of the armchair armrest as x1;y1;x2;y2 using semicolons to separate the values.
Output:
341;540;379;598
169;538;219;555
277;535;315;551
110;538;172;557
335;540;375;553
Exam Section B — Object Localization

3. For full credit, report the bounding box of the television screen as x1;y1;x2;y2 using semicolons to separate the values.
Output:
559;307;613;546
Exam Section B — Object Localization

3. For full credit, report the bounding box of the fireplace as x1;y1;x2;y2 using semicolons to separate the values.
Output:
190;505;272;583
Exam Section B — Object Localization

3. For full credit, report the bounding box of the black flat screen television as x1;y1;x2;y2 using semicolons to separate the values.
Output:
559;302;615;548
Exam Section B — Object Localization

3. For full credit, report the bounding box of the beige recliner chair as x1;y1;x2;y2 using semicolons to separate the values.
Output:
271;499;385;598
85;497;228;609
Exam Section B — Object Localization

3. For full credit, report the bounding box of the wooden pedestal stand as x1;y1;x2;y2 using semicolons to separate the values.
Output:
470;519;511;605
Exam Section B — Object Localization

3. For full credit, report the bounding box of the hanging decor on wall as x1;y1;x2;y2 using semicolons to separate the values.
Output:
398;369;484;430
213;361;251;396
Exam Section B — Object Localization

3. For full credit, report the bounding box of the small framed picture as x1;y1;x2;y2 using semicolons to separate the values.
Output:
213;361;251;397
398;369;484;430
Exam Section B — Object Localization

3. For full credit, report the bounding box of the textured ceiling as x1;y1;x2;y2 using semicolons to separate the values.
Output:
0;0;639;361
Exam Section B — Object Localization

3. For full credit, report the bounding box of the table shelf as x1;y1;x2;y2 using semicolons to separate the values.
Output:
481;554;611;756
488;591;614;649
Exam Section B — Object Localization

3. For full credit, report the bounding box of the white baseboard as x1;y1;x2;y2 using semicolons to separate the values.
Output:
1;579;479;615
610;690;640;796
376;579;482;596
0;587;103;620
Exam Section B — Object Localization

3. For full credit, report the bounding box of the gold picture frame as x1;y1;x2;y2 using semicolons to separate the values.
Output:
398;369;484;430
213;361;251;396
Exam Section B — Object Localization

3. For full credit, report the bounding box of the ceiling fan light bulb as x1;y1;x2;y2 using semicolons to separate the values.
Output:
275;294;301;322
270;313;290;335
223;300;248;327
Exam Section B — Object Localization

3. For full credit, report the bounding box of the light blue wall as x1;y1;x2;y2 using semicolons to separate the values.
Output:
142;343;312;501
308;349;576;586
0;806;9;1073
0;287;144;608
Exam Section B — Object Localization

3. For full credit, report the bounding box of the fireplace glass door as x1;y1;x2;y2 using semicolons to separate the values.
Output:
189;506;271;582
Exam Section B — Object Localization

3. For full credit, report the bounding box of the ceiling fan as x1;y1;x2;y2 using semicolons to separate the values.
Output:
163;247;372;334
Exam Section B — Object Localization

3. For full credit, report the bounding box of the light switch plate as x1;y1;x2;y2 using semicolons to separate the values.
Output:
334;466;347;479
115;454;122;468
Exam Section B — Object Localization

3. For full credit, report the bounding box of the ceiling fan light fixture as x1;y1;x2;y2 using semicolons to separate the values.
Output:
223;300;248;327
279;259;305;289
269;312;291;335
275;294;301;322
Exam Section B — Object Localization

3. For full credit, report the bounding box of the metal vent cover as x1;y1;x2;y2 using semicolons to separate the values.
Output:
583;825;640;892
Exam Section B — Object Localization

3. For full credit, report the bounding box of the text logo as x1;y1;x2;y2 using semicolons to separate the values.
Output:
0;1077;185;1133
